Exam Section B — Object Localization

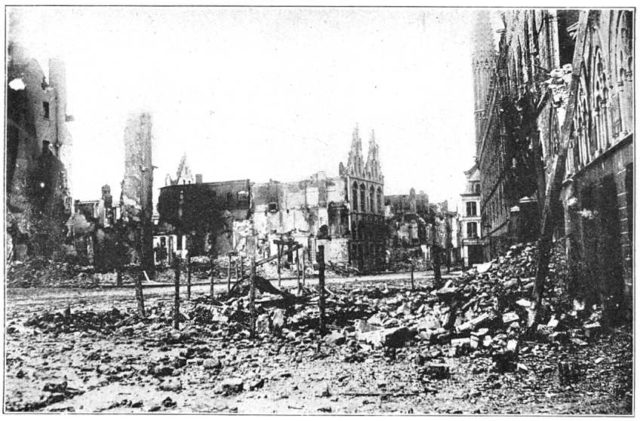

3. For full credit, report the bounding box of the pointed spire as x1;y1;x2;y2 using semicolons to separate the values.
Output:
351;123;362;155
367;129;378;163
365;129;382;182
174;152;194;185
346;124;364;177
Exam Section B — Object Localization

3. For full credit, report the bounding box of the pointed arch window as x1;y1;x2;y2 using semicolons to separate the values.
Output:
352;181;359;212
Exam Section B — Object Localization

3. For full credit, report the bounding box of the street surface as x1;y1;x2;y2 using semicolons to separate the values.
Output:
4;271;631;414
6;270;456;314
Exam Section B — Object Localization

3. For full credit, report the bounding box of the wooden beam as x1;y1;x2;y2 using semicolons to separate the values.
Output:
249;257;256;339
277;244;282;287
227;253;232;295
531;10;590;326
317;245;326;334
173;254;181;329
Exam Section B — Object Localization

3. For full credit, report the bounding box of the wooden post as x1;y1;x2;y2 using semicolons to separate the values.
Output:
227;253;232;294
302;250;306;286
296;246;301;295
173;254;181;329
116;268;123;287
277;244;282;287
531;11;589;326
318;245;326;335
249;257;256;339
410;260;415;291
240;256;244;281
134;270;145;318
186;250;192;301
210;254;215;300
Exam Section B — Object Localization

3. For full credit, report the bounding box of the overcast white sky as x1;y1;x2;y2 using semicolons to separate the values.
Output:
9;6;489;208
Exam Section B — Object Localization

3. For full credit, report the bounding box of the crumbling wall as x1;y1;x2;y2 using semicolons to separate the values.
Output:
252;174;350;263
6;42;71;260
120;112;155;277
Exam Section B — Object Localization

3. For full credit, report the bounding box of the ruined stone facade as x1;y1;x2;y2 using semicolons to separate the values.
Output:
253;172;349;266
6;42;73;260
552;10;633;313
473;9;634;313
338;127;386;272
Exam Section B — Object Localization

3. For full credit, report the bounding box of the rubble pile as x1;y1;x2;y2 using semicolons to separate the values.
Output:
6;258;139;288
7;258;79;288
14;243;595;364
323;242;600;373
5;241;630;413
24;307;135;335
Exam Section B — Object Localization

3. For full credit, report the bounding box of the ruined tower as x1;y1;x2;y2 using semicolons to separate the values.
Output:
472;10;497;156
121;112;155;278
48;57;73;211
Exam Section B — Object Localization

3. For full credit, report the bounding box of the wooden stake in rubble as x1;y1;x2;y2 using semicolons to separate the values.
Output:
186;249;192;301
302;250;306;286
531;10;589;326
227;253;232;294
135;271;146;318
277;243;282;287
296;246;302;295
249;257;257;339
210;253;215;300
173;253;181;329
317;245;326;334
410;260;415;291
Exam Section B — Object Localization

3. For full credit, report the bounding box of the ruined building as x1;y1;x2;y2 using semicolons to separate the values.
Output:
472;9;634;313
69;185;118;268
385;188;429;248
6;42;73;260
544;10;633;312
157;177;251;264
156;127;387;273
252;127;386;272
